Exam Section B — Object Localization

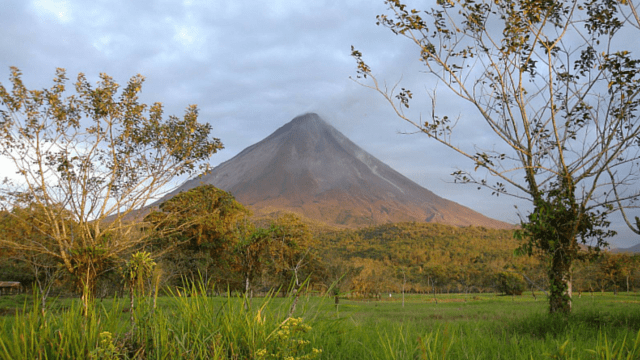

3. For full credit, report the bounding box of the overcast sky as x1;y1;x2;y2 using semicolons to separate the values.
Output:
2;0;639;247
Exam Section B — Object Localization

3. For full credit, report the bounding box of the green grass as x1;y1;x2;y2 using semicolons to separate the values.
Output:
1;289;640;359
308;293;640;359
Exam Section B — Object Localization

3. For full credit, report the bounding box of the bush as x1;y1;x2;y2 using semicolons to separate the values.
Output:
496;272;525;296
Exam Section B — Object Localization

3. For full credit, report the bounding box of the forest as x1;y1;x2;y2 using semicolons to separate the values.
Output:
1;184;638;304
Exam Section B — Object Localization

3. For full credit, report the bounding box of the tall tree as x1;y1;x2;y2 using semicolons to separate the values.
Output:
352;0;640;313
268;213;319;291
145;185;250;286
0;68;223;312
267;213;322;316
233;221;272;309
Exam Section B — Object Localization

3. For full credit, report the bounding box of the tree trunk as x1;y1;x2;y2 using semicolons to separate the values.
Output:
430;278;438;305
243;273;251;311
288;269;301;318
80;272;95;317
402;273;405;308
548;252;572;314
288;288;299;318
129;284;135;330
627;275;630;293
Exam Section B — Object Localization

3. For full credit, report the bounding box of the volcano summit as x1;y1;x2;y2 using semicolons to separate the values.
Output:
171;113;511;229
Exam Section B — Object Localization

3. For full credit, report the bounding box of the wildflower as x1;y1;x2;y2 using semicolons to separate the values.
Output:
255;348;268;358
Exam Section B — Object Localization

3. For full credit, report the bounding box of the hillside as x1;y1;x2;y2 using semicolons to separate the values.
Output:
314;222;541;294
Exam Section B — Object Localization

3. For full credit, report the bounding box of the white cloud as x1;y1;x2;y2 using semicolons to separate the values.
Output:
31;0;73;23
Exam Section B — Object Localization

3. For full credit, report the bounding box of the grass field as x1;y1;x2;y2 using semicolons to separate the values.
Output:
310;292;640;359
1;289;639;359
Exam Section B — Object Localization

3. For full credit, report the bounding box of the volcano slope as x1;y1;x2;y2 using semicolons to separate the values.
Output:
169;113;511;229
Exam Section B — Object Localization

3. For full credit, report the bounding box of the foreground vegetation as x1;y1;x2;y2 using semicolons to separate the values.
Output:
1;287;640;359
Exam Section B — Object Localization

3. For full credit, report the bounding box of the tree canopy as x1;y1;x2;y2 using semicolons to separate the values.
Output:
352;0;640;313
145;185;250;285
0;68;223;311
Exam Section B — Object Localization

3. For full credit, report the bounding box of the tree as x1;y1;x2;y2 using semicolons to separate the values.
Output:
352;0;640;313
495;271;526;296
320;258;359;301
394;266;408;307
0;68;223;313
233;221;273;309
268;214;319;290
266;213;322;316
145;185;250;287
423;264;446;304
0;203;68;312
617;254;638;293
595;252;637;294
349;258;395;298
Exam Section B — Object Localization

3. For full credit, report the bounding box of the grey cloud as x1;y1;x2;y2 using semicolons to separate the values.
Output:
2;0;638;247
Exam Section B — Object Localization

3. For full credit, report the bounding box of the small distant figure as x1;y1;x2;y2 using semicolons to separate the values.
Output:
389;293;392;298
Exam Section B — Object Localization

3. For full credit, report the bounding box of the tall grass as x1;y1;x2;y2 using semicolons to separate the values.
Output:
0;292;125;359
1;289;640;359
0;284;321;360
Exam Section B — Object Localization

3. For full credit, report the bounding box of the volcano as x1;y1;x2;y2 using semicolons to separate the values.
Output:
169;113;512;229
